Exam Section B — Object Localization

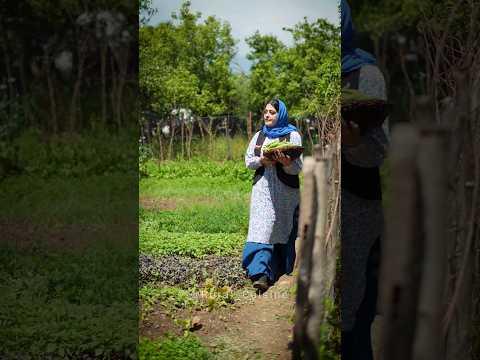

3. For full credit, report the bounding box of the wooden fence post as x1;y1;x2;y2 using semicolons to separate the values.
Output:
247;111;252;140
294;143;339;358
306;154;330;348
293;156;317;359
379;124;422;360
412;126;448;360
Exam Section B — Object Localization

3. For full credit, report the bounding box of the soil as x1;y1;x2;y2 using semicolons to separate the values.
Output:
140;275;297;359
139;197;177;211
0;221;136;250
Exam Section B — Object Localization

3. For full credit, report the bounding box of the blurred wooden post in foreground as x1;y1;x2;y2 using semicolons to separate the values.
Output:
379;104;448;360
293;144;339;359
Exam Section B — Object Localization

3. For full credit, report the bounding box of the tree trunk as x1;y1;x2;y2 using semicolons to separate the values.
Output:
181;119;184;160
101;44;107;125
70;40;87;133
0;22;14;116
44;54;58;134
110;52;118;128
168;118;176;160
114;46;129;128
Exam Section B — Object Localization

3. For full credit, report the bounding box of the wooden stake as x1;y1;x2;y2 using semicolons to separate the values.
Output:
293;157;317;359
413;126;448;360
306;156;330;349
247;111;252;139
379;124;422;360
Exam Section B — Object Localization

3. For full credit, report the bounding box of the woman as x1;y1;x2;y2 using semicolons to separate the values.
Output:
242;99;303;293
340;1;389;359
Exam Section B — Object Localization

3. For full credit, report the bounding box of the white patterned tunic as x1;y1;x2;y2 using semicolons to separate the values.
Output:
244;131;303;245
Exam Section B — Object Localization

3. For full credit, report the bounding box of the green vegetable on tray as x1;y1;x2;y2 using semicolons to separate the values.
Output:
261;139;304;160
342;88;391;131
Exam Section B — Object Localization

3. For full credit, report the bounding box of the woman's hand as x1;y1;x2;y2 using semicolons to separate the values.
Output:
341;120;361;146
260;156;276;167
273;150;293;167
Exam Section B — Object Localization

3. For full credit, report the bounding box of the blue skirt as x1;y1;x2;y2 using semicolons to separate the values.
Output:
242;206;299;284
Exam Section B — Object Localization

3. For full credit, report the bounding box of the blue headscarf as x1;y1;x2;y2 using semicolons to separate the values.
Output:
341;0;376;74
261;99;297;139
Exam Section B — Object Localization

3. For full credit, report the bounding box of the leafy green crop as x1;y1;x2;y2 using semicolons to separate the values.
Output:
140;176;250;201
262;138;298;151
140;285;198;316
0;246;137;359
140;230;244;258
141;159;252;183
140;202;248;234
139;335;213;360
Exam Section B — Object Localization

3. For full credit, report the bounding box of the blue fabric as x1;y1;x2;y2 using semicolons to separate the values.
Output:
261;99;297;139
341;0;376;74
242;206;299;283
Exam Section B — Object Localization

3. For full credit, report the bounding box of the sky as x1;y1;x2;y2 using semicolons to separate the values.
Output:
149;0;340;73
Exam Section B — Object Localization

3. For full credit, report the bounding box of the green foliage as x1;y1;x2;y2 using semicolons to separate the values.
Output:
140;0;157;25
140;230;244;258
350;0;430;37
139;335;213;360
317;297;341;360
1;128;137;179
140;1;236;117
0;246;137;359
246;18;340;119
0;173;137;225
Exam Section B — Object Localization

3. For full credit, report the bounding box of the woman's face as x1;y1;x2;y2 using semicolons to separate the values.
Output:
263;104;278;127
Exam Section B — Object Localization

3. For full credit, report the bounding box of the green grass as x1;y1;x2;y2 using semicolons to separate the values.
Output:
139;335;214;360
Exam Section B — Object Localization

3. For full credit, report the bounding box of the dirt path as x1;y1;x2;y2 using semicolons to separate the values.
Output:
141;274;297;359
198;274;296;359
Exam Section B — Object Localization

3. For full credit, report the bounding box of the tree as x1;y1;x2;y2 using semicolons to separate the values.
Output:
246;18;340;123
139;1;236;118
